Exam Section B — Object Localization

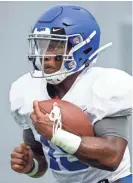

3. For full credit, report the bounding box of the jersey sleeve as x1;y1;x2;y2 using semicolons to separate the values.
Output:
9;72;49;130
94;116;130;141
89;68;133;124
9;73;32;129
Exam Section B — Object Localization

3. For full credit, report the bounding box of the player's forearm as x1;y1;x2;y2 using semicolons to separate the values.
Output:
30;153;48;178
74;136;123;171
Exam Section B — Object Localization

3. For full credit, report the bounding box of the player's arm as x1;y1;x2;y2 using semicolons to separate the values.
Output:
30;100;130;172
23;128;48;177
73;70;132;171
74;116;129;171
11;128;48;178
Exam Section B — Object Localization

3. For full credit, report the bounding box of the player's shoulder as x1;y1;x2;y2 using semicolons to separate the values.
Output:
84;66;132;81
9;71;47;111
80;67;132;122
10;71;44;90
90;67;132;119
93;67;132;83
91;67;133;99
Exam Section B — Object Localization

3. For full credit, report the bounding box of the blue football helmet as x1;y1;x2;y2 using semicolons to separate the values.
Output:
28;4;112;84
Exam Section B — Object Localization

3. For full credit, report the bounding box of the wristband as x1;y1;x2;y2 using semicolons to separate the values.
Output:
51;128;81;154
49;104;81;154
27;159;39;177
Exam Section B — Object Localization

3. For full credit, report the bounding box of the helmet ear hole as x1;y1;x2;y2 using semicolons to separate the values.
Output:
83;47;92;55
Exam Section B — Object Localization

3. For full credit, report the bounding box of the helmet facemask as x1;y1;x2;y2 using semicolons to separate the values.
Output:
28;32;84;84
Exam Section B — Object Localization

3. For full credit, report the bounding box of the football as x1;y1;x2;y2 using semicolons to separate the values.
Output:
38;99;94;137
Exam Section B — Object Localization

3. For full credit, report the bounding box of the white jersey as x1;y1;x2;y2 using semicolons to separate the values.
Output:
9;67;133;183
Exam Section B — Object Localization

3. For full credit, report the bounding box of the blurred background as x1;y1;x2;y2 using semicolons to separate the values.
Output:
0;1;132;183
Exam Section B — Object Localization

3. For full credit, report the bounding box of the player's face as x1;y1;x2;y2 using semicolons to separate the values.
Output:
43;49;64;74
41;40;71;74
40;40;70;74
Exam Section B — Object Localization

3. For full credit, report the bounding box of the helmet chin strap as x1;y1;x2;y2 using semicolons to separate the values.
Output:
45;73;67;85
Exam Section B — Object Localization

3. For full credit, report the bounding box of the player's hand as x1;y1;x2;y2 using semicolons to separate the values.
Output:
10;142;34;174
30;101;53;140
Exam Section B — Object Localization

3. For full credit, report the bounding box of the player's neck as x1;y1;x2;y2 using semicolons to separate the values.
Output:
54;71;82;98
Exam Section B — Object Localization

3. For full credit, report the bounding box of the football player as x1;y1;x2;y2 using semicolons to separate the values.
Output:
10;4;132;183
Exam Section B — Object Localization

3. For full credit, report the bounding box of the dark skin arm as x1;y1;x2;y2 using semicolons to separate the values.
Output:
23;129;48;177
30;152;47;178
74;136;127;171
31;101;127;172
